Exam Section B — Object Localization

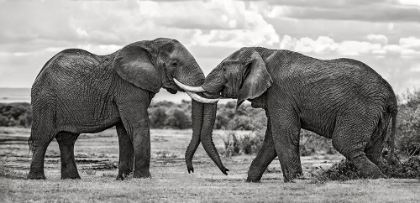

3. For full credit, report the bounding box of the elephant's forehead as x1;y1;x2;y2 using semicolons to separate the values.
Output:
170;44;191;58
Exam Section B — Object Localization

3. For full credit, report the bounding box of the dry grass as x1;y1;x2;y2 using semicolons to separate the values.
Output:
1;127;420;202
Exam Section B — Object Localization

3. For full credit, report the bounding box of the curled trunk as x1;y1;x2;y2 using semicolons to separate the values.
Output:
185;101;228;175
200;103;229;175
185;100;203;173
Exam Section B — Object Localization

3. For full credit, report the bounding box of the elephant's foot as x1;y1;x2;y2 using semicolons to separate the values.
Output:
61;171;81;179
27;171;46;180
117;162;133;180
246;166;265;183
282;169;303;183
245;177;261;183
353;155;386;179
133;169;151;179
116;169;132;181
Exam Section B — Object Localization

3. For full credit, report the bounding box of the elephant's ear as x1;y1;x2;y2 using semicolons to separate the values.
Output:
237;52;273;107
113;44;161;93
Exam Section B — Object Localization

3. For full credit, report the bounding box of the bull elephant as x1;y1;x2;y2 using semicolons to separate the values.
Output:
28;38;228;180
177;47;398;182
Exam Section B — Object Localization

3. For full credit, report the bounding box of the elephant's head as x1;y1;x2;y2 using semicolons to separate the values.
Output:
113;38;229;175
176;48;273;106
175;48;272;173
203;48;273;107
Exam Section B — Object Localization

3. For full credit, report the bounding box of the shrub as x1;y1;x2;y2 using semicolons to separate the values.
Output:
312;156;420;182
300;130;337;156
221;130;265;157
396;89;420;156
164;108;191;129
149;107;167;128
0;102;32;127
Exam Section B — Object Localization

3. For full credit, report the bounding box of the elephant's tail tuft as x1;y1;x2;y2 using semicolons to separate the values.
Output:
28;132;34;155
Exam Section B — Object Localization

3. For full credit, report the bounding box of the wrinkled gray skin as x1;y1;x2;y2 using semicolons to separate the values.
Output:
28;38;227;180
188;47;398;182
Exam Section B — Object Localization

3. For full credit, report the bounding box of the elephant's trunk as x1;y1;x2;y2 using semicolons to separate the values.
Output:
175;63;228;175
185;99;203;173
199;103;229;175
185;99;229;175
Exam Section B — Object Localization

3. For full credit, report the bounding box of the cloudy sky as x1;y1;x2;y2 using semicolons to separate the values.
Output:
1;0;419;100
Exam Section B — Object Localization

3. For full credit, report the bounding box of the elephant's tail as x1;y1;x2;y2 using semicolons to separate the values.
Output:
28;132;33;153
385;104;398;165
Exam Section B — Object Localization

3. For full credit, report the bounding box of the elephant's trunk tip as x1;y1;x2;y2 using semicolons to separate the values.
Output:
221;167;229;175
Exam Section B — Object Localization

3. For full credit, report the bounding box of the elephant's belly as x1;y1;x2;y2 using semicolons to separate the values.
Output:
300;111;335;138
56;102;121;133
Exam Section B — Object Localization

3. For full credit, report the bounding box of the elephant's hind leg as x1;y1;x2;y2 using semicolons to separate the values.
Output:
116;122;134;180
28;129;54;179
247;116;277;182
56;131;80;179
332;119;385;179
365;134;386;167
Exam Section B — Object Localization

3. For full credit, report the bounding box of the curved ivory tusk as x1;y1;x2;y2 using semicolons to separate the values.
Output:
173;78;206;92
186;92;219;103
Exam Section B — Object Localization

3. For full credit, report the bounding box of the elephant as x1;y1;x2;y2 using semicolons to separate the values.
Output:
27;38;228;180
176;47;398;182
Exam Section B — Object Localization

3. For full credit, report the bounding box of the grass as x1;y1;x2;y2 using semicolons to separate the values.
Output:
1;127;420;202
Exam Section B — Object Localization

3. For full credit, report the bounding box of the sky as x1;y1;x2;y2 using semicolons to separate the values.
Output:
0;0;419;102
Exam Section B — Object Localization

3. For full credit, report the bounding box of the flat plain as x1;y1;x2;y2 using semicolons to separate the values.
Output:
1;127;419;203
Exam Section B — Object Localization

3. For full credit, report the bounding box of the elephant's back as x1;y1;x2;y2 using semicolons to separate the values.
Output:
31;49;120;131
32;49;117;98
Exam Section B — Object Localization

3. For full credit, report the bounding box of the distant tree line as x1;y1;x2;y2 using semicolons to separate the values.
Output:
0;102;32;127
0;100;266;130
0;89;419;156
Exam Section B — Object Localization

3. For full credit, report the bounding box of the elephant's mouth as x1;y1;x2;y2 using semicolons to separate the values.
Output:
173;79;220;103
165;87;177;94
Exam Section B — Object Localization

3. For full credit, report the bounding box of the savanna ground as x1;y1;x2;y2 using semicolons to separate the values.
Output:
0;127;419;203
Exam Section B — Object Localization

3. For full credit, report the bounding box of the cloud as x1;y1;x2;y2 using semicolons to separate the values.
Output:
399;36;420;49
280;35;337;54
188;1;279;48
367;34;389;45
263;0;420;22
278;34;420;94
280;35;420;57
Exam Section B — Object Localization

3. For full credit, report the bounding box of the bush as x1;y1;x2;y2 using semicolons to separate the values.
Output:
312;156;420;182
0;103;32;127
221;131;264;157
164;108;191;129
396;89;420;156
300;130;337;156
149;107;167;128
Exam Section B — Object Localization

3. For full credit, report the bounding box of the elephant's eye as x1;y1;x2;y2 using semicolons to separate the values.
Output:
171;61;178;67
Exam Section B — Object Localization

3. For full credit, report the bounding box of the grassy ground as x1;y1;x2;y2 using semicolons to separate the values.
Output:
1;127;419;202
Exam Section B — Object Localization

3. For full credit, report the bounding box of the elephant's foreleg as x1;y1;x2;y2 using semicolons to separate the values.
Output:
132;123;151;178
119;103;151;179
56;131;80;179
116;122;134;180
268;103;303;182
246;116;277;182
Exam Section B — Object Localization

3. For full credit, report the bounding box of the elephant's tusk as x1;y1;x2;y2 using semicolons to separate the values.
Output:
186;92;219;103
174;78;206;93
